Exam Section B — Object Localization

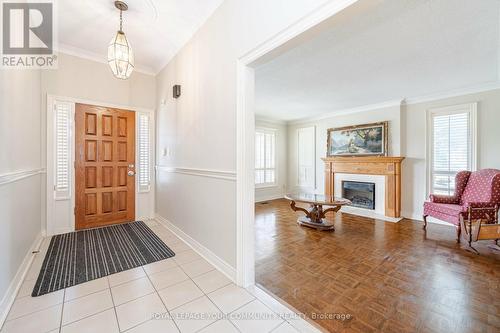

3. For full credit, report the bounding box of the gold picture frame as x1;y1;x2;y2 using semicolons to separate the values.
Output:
327;121;388;157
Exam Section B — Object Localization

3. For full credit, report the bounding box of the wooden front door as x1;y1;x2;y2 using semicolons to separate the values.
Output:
75;103;135;230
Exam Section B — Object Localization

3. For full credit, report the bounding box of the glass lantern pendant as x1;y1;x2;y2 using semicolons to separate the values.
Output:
108;1;134;79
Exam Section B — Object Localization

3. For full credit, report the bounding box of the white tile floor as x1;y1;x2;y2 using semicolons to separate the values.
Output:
0;220;311;333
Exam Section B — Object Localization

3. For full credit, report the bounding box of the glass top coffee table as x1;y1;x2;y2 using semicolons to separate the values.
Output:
284;193;351;231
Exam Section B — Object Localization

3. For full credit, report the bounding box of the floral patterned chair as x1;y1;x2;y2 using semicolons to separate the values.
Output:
423;169;500;242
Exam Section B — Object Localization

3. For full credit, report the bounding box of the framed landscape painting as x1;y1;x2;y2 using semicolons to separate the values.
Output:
327;121;388;157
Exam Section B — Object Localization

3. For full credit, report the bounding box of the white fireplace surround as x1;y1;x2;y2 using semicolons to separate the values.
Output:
334;173;402;223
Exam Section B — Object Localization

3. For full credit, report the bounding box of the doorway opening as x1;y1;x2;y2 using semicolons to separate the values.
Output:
46;96;155;235
238;0;500;331
236;0;359;291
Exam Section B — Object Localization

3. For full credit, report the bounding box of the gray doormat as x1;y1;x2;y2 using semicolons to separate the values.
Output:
32;221;175;297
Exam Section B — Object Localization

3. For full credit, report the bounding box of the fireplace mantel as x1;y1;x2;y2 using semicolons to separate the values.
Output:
322;156;405;218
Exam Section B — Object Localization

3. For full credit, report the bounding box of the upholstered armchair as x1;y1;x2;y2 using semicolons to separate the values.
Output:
423;169;500;242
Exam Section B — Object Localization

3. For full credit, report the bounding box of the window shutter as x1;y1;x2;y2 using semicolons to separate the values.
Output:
431;111;471;195
255;132;265;184
298;127;315;187
138;113;151;192
255;129;276;185
54;101;72;199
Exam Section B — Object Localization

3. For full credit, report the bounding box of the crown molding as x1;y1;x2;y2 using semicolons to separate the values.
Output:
289;99;403;125
58;43;156;76
403;81;500;105
276;82;500;126
255;115;287;125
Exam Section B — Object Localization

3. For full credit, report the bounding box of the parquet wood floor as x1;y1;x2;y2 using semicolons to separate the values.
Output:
255;199;500;333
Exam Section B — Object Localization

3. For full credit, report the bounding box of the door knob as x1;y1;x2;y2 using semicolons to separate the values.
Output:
128;170;135;176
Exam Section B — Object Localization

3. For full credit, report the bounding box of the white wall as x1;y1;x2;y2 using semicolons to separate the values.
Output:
0;54;156;310
287;104;402;194
155;0;338;268
255;119;288;202
403;88;500;220
0;53;156;315
285;89;500;221
41;54;156;110
41;53;156;185
41;53;156;234
0;69;42;310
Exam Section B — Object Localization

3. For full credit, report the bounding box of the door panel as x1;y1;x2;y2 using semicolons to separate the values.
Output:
75;103;135;230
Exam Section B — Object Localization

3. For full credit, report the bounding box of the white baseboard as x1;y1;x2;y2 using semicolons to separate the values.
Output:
341;206;403;223
402;212;423;222
51;227;73;236
0;233;44;327
402;212;455;227
255;195;284;203
155;214;237;282
137;216;155;222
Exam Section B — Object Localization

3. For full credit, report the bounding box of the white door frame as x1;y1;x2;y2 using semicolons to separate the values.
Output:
46;94;156;236
235;0;360;286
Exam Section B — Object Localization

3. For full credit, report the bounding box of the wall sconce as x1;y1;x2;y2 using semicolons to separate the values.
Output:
173;85;181;99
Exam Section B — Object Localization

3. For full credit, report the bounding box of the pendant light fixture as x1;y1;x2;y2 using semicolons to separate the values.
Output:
108;1;134;79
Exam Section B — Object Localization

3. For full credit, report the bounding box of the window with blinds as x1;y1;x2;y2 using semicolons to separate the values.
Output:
255;129;276;186
297;126;315;187
430;104;476;195
138;113;151;192
54;101;72;199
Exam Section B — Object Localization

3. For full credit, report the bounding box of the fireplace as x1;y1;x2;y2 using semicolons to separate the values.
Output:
342;181;375;210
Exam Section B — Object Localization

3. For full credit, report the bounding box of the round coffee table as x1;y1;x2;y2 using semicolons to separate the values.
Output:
284;193;351;231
